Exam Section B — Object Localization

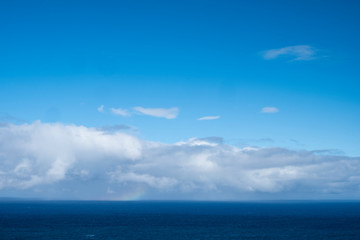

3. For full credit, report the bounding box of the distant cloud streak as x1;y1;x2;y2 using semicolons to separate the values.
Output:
261;107;279;113
197;116;220;120
134;107;178;119
97;105;104;112
110;108;130;117
262;45;316;61
98;124;135;132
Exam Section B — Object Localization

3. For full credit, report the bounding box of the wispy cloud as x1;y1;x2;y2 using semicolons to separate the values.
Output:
110;108;130;117
97;105;104;112
197;116;220;120
261;107;279;113
134;107;179;119
262;45;316;61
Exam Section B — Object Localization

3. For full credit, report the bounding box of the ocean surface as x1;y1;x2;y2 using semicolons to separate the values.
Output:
1;201;360;239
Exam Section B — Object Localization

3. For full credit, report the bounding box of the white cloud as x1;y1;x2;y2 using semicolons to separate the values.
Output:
134;107;179;119
109;168;178;189
97;105;104;113
0;122;360;200
197;116;220;120
261;107;279;113
110;107;130;117
0;121;141;190
262;45;316;61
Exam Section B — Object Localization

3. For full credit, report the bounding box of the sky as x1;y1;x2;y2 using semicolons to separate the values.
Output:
0;0;360;200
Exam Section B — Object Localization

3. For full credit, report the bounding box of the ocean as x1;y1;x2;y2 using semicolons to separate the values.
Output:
1;201;360;239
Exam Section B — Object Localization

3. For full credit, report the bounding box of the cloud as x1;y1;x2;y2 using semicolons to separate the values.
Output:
98;124;135;133
110;108;130;117
197;116;220;120
134;107;178;119
0;122;360;200
0;121;141;191
97;105;104;113
262;45;316;61
109;168;178;189
199;137;224;144
261;107;279;113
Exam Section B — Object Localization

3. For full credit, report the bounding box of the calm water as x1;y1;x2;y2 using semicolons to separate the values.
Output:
1;201;360;239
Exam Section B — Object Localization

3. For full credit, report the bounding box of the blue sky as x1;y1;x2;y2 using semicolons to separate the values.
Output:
0;1;360;200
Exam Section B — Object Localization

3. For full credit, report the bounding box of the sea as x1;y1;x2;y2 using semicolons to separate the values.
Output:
1;201;360;239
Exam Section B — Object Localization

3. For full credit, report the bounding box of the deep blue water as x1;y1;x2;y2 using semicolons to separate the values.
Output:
1;201;360;239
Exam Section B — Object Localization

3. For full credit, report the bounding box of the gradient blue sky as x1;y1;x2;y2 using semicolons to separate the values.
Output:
0;1;359;200
1;0;359;155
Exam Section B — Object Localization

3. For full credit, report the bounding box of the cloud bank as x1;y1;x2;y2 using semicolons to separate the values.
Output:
262;45;316;61
0;122;359;200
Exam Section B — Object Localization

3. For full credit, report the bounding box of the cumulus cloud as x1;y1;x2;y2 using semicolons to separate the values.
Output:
134;107;179;119
110;108;130;117
262;45;316;61
0;122;360;200
97;105;104;113
0;121;141;190
261;107;279;113
197;116;220;120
